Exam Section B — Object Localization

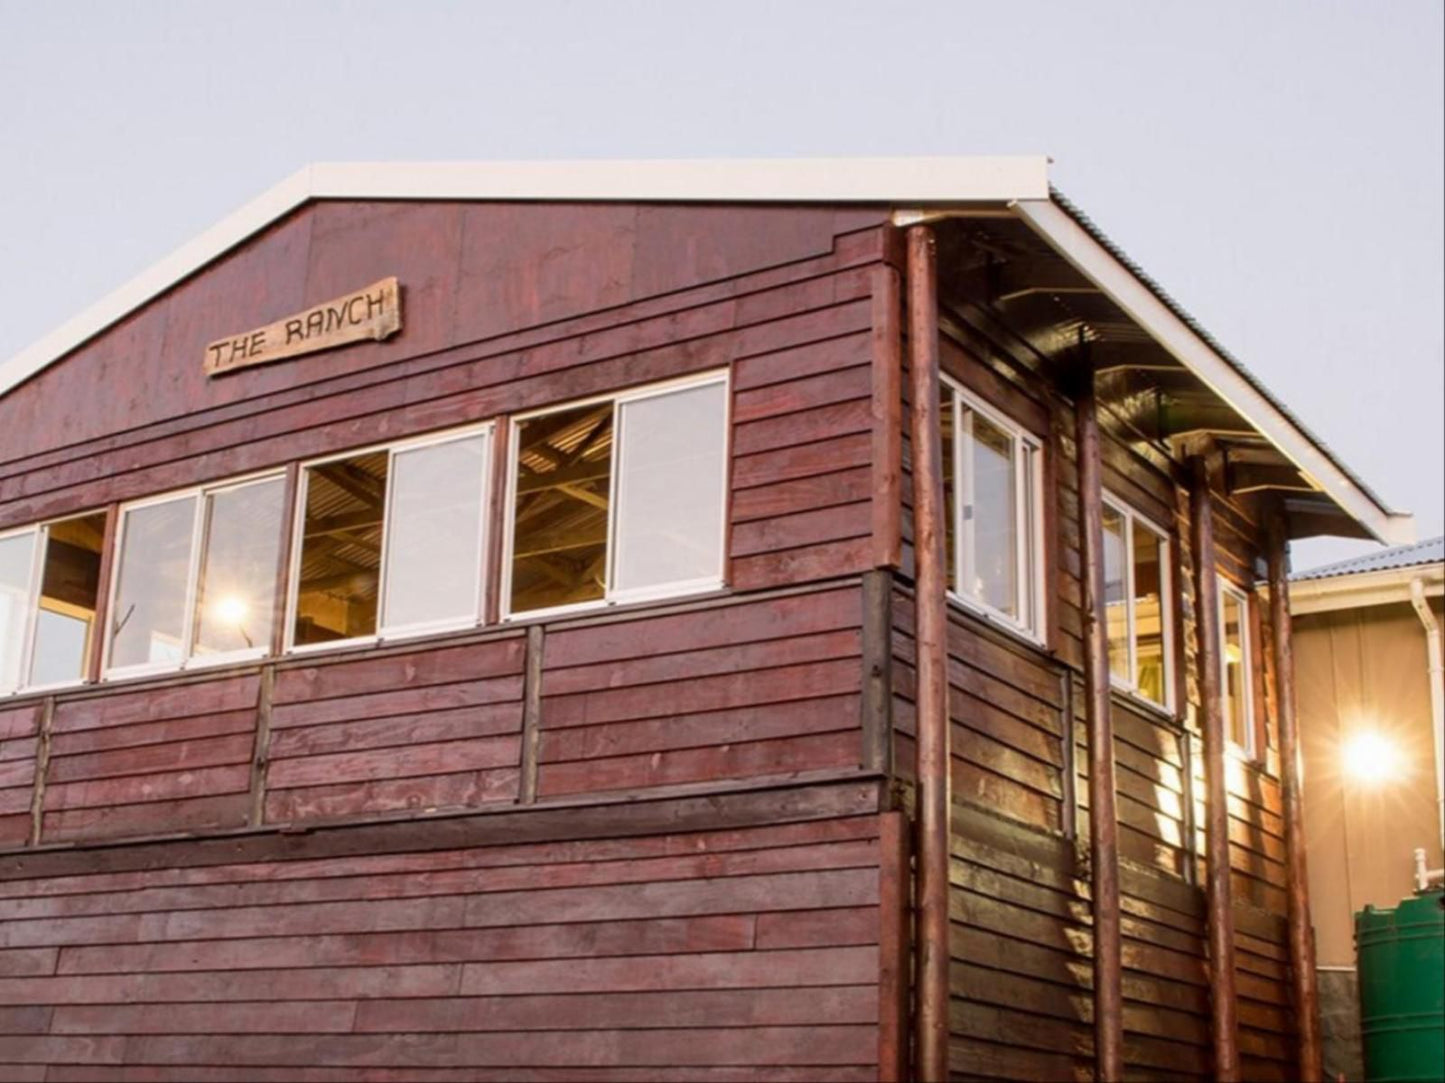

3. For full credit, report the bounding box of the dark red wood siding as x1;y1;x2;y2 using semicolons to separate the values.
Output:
0;788;897;1081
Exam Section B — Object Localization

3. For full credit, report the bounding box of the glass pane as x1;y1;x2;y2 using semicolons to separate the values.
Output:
1103;505;1128;681
613;381;727;595
511;402;613;613
966;411;1018;617
109;499;195;670
940;387;957;590
293;453;388;645
1222;589;1250;748
1132;521;1167;704
193;479;285;657
382;435;488;630
0;532;37;693
29;514;105;686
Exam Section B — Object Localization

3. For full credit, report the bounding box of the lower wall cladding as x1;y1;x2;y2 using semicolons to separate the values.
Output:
948;805;1295;1083
0;805;888;1081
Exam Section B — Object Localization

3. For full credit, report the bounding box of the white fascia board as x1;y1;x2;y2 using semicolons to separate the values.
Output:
1291;563;1445;615
1011;197;1414;546
309;156;1052;203
0;156;1050;400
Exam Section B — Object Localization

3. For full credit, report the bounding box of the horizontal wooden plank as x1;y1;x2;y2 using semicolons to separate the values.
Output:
265;769;519;824
2;778;884;882
274;641;525;705
461;946;879;996
539;733;862;797
1;813;880;902
268;736;520;790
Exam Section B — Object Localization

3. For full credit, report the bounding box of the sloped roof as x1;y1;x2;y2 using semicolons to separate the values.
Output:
0;156;1413;545
1294;536;1444;581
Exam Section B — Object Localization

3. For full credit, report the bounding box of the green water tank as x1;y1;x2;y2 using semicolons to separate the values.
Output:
1355;891;1445;1083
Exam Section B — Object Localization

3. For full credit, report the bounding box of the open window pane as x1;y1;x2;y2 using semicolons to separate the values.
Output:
613;381;727;595
0;532;36;693
109;500;195;671
293;453;388;646
1221;587;1251;750
1102;505;1129;681
967;410;1018;617
382;434;488;631
510;402;613;614
1132;522;1167;704
30;515;105;686
193;478;285;658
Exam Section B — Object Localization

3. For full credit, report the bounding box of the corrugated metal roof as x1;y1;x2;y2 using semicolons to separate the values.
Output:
1048;187;1399;518
1292;536;1444;581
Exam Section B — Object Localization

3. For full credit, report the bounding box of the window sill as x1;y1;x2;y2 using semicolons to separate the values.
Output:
946;590;1047;652
1107;680;1178;724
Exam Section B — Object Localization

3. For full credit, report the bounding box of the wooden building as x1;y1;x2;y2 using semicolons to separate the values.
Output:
0;158;1414;1081
1290;538;1444;1080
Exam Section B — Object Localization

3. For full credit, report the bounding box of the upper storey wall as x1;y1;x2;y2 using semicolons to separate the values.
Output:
0;200;891;528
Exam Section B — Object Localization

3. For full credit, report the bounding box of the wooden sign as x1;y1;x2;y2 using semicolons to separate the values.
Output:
205;277;401;376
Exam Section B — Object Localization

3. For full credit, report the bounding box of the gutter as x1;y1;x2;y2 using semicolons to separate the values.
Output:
1409;578;1445;859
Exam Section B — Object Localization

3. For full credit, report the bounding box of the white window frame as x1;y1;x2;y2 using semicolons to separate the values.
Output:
1102;494;1175;713
5;512;113;695
0;523;48;696
285;422;495;655
104;470;285;680
942;375;1046;644
1218;577;1257;759
500;369;730;622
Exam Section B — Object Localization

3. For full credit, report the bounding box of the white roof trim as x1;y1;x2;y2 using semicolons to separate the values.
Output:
0;156;1049;399
1291;563;1444;615
1011;197;1414;546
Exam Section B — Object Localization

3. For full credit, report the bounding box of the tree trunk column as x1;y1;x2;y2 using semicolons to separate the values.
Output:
906;223;951;1083
1190;456;1241;1081
1076;364;1124;1081
1267;509;1324;1081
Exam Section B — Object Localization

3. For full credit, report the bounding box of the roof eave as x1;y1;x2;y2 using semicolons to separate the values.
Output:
1009;196;1413;546
1290;561;1444;615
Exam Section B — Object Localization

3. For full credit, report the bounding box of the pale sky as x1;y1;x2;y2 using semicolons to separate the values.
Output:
2;0;1440;570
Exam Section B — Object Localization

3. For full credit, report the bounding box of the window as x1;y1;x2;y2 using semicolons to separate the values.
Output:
505;373;728;617
289;426;491;650
1219;580;1256;756
0;530;37;693
107;475;285;676
0;513;107;693
1102;497;1173;709
941;378;1045;639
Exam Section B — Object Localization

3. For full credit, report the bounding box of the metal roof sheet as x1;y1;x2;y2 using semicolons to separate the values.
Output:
1048;188;1397;517
1293;536;1444;581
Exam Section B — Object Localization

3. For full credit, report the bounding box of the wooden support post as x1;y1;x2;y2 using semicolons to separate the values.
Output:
1076;364;1124;1081
1189;456;1241;1081
861;569;895;775
249;665;275;827
27;698;54;847
519;624;545;804
1267;509;1324;1081
906;224;951;1083
870;262;904;570
877;809;912;1083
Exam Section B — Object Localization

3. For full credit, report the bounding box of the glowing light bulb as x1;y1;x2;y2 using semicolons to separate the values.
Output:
212;595;249;625
1343;731;1400;786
